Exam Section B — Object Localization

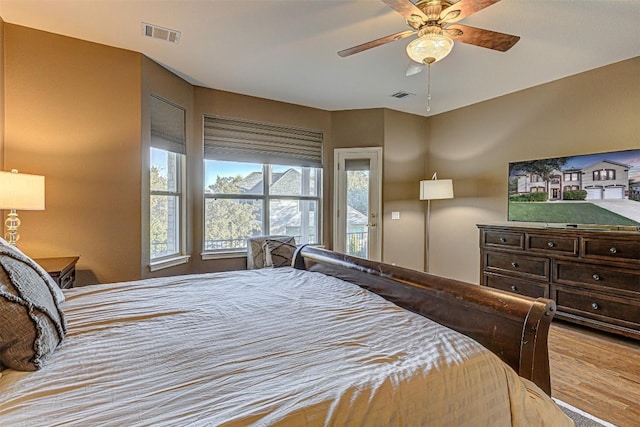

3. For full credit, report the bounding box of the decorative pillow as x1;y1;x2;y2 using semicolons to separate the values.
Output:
0;244;67;371
263;237;297;268
0;238;65;304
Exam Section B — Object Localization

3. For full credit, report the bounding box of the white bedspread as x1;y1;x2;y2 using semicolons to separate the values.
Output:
0;268;571;426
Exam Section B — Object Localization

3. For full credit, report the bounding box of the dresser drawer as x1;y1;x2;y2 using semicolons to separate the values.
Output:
582;237;640;263
552;285;640;327
484;252;549;280
553;260;640;295
481;230;524;250
527;234;578;256
484;273;549;298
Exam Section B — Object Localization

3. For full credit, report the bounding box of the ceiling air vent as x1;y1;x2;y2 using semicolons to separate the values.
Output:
390;91;414;99
142;22;181;44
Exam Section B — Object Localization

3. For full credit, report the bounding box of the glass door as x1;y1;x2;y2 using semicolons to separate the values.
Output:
333;147;382;261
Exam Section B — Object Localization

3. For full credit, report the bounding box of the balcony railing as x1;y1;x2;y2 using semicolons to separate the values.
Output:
156;232;367;259
346;231;368;258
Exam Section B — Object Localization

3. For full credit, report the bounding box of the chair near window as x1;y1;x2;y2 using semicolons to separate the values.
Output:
246;236;297;269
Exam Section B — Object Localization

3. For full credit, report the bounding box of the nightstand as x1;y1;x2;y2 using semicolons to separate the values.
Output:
34;257;80;289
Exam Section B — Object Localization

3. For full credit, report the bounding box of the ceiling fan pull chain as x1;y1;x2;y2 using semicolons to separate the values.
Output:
426;62;432;112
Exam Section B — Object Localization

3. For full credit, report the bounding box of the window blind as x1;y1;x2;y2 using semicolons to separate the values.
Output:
203;115;323;168
151;95;186;154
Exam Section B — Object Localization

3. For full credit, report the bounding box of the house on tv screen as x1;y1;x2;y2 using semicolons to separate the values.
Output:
513;160;632;201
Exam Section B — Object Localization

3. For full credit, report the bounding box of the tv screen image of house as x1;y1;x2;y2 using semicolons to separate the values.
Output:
508;148;640;228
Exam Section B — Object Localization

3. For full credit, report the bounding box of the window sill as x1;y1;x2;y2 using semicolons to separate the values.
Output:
201;251;246;261
149;255;191;272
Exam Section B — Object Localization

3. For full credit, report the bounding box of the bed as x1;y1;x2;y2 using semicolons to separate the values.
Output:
0;243;571;426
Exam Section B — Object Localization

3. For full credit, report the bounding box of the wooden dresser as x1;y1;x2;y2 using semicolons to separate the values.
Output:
478;224;640;340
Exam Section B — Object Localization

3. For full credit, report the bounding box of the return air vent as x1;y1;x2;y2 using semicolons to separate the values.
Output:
390;91;415;99
142;22;181;44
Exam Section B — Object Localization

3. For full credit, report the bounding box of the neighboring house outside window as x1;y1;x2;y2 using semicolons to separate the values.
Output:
202;115;323;255
149;95;189;270
203;161;321;252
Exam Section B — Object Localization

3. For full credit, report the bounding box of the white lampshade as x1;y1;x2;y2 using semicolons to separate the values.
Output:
0;169;45;210
406;33;454;64
420;178;454;200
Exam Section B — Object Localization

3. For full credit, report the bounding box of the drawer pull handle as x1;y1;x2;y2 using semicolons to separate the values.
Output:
591;302;599;310
510;285;518;292
511;262;518;268
609;247;617;254
547;242;555;248
499;237;507;243
592;274;601;281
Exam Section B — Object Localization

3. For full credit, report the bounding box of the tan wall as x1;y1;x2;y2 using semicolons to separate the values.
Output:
191;87;333;273
4;24;142;285
382;109;427;271
330;108;427;270
140;56;195;279
6;20;635;286
0;17;4;168
427;57;640;283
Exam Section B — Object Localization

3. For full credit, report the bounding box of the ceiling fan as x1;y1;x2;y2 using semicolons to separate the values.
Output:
338;0;520;73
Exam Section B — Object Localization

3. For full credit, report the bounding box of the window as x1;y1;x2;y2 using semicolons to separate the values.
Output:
149;95;187;267
593;169;616;181
151;148;184;258
563;172;579;181
202;116;323;254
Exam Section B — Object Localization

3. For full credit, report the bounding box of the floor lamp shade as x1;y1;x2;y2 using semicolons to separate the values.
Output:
0;169;45;245
420;178;454;201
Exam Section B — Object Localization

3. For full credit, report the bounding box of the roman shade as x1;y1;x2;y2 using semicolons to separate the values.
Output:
151;95;186;154
203;115;323;168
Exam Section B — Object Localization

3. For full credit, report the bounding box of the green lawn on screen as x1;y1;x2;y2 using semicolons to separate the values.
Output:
508;202;640;226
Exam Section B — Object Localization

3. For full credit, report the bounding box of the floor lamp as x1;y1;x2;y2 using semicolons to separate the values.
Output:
0;169;45;245
420;172;453;272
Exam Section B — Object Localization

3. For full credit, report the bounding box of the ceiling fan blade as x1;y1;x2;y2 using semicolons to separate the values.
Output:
406;62;425;77
338;30;415;57
380;0;428;27
445;24;520;52
440;0;501;24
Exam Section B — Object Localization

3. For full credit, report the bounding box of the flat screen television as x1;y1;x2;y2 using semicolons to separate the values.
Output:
508;148;640;230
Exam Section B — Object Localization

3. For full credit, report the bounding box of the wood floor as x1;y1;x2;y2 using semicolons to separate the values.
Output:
549;321;640;427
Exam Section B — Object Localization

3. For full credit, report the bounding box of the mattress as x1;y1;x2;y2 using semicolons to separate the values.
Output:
0;267;571;426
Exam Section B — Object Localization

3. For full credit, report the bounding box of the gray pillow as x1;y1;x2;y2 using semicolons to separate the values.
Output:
0;245;66;371
263;237;297;268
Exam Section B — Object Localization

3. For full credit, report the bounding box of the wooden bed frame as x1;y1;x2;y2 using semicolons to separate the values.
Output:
293;245;556;395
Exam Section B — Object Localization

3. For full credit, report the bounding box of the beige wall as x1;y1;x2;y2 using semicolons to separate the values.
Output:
140;56;195;278
330;108;427;270
4;24;142;285
191;87;333;273
382;109;427;271
427;57;640;283
4;20;636;286
0;17;4;168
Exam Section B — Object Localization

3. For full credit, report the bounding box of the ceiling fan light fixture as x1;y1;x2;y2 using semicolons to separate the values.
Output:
406;33;454;64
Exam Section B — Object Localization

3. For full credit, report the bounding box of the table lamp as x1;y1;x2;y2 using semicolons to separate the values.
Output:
0;169;45;245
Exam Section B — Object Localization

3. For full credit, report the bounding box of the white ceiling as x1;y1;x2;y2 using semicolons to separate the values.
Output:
1;0;639;117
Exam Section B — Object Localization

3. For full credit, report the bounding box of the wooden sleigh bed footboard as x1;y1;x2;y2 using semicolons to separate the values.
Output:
293;245;557;395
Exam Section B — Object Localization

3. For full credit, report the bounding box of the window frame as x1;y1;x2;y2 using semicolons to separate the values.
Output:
149;148;189;270
202;163;322;258
593;169;616;181
147;94;190;271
